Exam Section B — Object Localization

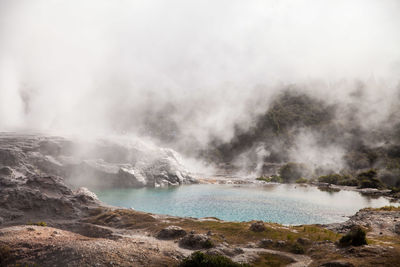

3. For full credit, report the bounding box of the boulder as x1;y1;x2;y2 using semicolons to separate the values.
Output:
156;226;187;240
249;221;266;232
179;234;213;249
258;238;274;247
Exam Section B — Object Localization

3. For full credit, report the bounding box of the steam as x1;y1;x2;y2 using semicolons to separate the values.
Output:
1;0;400;174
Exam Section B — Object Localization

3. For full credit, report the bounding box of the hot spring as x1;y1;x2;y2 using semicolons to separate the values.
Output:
95;184;396;225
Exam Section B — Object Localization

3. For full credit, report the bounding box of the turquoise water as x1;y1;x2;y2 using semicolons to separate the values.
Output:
95;184;396;225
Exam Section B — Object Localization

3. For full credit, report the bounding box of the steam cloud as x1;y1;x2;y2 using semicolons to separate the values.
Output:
1;0;400;173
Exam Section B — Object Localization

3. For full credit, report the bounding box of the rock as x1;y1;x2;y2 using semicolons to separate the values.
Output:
258;238;274;247
275;240;287;247
319;261;355;267
394;223;400;235
249;221;266;232
233;247;244;254
0;167;13;176
297;237;311;245
75;187;99;202
156;226;187;240
0;133;197;190
207;230;212;236
0;174;100;225
178;234;213;249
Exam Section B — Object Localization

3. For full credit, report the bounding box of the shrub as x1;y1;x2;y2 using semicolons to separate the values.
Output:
256;175;282;183
179;251;250;267
279;163;309;183
270;175;283;183
204;239;214;249
291;243;305;254
0;245;11;266
357;169;377;180
295;177;308;184
318;174;341;184
357;169;384;189
337;178;359;186
318;174;358;186
339;225;367;246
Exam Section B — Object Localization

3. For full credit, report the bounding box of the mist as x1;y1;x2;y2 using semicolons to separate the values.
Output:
1;0;400;175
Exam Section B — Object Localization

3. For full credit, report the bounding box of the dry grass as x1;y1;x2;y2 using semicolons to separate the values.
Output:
362;206;400;212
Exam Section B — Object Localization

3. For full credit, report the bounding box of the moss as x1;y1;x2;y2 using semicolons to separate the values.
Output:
179;251;250;267
28;221;47;227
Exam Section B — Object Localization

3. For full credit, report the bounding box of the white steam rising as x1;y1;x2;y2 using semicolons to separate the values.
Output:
0;0;400;172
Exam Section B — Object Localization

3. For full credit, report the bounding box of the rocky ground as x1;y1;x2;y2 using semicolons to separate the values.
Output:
1;133;400;266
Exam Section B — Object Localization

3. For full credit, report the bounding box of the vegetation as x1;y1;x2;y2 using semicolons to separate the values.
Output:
251;253;294;267
295;177;308;184
357;169;384;189
339;225;367;247
170;217;340;251
28;221;47;227
362;206;400;212
318;173;358;186
199;89;400;191
179;251;250;267
256;175;282;183
0;245;11;266
279;163;309;183
290;242;305;254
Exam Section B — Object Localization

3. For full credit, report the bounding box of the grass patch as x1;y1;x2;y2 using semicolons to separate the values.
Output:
251;252;294;267
362;206;400;212
27;221;47;227
173;219;340;253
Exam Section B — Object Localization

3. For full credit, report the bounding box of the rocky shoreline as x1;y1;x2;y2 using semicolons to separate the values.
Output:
1;133;400;266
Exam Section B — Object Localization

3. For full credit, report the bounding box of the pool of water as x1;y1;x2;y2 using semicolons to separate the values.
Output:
95;184;397;225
